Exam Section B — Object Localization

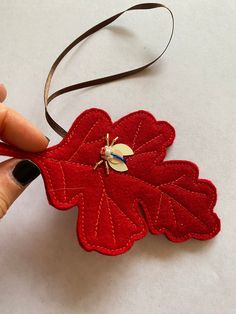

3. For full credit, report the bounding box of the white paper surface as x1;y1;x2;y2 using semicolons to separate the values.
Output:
0;1;235;313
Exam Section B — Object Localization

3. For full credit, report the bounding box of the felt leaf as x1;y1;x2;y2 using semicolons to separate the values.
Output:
0;108;220;255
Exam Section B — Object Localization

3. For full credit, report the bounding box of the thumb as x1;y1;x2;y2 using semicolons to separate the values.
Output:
0;159;40;218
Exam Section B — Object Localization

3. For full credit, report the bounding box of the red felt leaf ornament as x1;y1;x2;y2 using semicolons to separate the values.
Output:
0;108;220;255
0;3;220;255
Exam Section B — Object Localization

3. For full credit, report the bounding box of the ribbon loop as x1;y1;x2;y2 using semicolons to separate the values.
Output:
44;3;174;137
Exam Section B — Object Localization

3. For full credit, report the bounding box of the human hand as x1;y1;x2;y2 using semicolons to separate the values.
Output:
0;83;49;218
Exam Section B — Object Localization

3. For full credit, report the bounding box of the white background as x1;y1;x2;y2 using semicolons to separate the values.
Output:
0;1;235;313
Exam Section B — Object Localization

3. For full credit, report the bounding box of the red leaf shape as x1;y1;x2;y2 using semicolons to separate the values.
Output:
0;109;220;255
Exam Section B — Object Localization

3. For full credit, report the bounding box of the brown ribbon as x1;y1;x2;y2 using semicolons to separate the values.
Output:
44;3;174;137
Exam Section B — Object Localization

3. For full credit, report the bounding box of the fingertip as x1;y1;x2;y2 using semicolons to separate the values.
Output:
0;104;49;152
8;119;50;153
0;84;7;102
29;133;49;152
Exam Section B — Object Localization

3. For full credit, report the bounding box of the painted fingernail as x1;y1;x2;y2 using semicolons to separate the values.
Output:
12;160;40;186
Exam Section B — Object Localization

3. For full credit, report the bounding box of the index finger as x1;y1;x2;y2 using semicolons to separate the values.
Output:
0;103;49;152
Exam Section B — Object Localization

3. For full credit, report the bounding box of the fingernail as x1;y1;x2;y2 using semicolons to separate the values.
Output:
45;136;50;143
12;160;40;186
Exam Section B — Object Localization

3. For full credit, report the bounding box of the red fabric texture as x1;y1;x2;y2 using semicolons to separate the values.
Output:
0;109;220;255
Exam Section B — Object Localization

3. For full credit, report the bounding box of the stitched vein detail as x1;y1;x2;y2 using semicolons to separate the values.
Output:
80;194;146;253
48;187;83;192
105;195;116;245
98;173;116;245
68;118;101;161
119;170;212;229
107;196;138;229
135;133;163;153
168;182;208;197
154;192;163;225
59;162;66;202
168;199;177;226
132;119;143;150
94;189;104;238
162;192;209;231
